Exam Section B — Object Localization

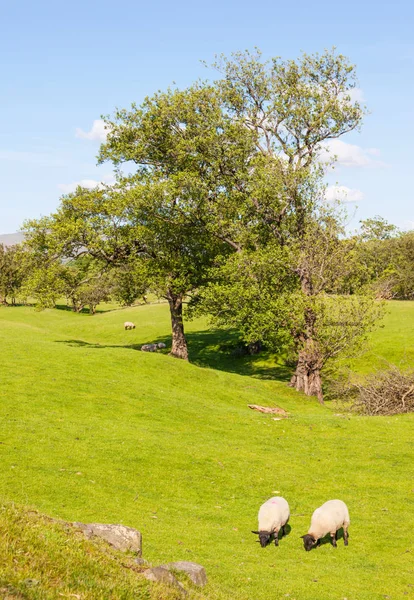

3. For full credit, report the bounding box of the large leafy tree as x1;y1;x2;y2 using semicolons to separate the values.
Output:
194;49;380;401
23;83;249;357
94;84;253;357
23;176;228;359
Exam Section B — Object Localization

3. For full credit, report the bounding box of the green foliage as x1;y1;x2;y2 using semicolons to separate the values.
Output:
336;221;414;300
192;244;297;350
21;262;66;309
0;244;25;304
382;231;414;299
197;204;384;387
111;262;149;306
360;216;398;241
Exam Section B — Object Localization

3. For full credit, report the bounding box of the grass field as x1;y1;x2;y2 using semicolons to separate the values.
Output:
0;301;413;599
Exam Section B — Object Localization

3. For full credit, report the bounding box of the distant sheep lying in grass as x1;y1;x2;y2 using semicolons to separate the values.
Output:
252;496;290;547
124;322;135;330
301;499;350;551
141;344;158;352
141;343;167;352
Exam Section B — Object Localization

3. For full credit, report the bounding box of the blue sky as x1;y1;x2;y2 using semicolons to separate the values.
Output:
1;0;413;233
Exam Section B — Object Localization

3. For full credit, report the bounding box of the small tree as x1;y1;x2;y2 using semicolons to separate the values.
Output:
59;257;112;313
0;244;25;305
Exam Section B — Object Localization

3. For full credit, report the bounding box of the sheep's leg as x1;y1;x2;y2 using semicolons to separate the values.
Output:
343;527;349;546
274;530;279;546
330;532;337;547
281;525;286;537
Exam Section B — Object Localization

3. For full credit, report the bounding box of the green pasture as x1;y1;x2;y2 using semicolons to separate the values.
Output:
0;301;413;599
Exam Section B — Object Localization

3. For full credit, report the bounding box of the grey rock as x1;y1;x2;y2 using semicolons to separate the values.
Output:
73;522;142;556
161;561;207;586
157;342;167;349
143;567;180;587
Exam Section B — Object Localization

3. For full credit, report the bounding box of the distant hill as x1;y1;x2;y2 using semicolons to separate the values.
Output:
0;232;25;246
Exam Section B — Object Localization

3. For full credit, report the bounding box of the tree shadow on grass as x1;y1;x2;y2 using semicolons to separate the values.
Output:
55;304;113;315
56;328;292;382
186;329;293;381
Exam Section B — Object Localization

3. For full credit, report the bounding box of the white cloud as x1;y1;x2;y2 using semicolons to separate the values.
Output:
401;220;414;231
58;174;115;194
321;139;386;168
75;119;108;142
325;185;364;203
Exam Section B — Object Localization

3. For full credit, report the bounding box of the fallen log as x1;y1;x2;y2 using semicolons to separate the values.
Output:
248;404;288;416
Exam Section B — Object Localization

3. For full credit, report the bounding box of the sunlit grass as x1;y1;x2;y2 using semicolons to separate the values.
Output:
0;301;413;599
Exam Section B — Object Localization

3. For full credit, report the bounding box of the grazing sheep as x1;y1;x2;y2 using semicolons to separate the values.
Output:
124;322;136;330
301;499;350;551
141;344;158;352
252;496;290;547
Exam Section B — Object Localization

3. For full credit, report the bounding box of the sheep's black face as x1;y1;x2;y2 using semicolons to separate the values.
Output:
301;534;317;551
259;532;272;547
252;530;271;547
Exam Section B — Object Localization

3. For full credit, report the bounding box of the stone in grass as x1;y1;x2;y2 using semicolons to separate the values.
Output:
73;522;142;556
143;567;185;592
161;561;207;587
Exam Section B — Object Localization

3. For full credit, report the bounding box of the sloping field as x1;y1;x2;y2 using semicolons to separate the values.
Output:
0;302;413;599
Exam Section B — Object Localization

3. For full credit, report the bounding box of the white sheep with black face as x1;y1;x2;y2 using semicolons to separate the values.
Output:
252;496;290;548
124;321;135;330
301;499;350;551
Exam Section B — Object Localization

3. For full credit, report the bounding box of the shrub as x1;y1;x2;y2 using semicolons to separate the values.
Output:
351;366;414;415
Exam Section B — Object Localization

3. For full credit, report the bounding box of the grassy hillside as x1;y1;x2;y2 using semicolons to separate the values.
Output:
0;302;413;599
0;502;187;599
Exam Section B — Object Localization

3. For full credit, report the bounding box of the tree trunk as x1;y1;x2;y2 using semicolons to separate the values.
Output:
166;291;188;360
289;340;324;404
72;301;84;313
290;269;324;403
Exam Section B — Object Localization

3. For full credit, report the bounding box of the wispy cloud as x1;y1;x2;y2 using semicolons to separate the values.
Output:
0;150;66;167
58;174;115;194
325;185;364;203
321;139;386;168
75;119;108;142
